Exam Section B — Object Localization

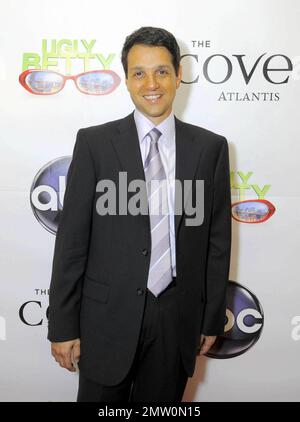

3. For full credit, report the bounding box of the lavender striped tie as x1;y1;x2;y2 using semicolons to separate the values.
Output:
144;128;172;297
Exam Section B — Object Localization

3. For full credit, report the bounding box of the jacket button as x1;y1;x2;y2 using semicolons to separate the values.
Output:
137;288;145;296
142;249;148;256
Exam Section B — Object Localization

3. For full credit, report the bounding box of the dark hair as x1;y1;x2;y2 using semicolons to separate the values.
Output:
121;26;181;77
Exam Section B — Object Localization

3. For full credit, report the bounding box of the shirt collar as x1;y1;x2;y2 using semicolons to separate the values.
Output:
134;108;175;147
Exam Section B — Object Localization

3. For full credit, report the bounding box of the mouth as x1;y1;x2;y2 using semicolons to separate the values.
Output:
143;94;163;103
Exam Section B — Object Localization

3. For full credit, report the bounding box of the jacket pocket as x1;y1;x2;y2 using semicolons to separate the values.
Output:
82;275;110;304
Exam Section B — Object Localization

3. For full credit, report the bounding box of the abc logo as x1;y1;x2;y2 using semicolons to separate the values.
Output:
207;281;264;358
30;156;71;234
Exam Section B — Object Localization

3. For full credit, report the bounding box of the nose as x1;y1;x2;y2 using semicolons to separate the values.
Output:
145;73;159;91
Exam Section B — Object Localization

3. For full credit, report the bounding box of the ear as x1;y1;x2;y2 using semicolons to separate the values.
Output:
125;77;128;89
176;64;182;89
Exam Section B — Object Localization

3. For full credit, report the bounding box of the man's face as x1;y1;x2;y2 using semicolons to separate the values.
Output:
125;44;182;125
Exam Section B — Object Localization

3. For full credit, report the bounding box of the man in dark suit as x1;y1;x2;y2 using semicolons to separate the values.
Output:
48;26;231;402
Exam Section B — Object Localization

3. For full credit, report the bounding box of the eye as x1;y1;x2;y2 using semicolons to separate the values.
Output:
231;199;276;223
157;69;168;75
134;71;144;78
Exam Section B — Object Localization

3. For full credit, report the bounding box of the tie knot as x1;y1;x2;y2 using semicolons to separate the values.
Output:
148;128;162;144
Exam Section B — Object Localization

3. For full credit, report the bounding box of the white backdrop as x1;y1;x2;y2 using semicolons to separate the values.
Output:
0;0;300;401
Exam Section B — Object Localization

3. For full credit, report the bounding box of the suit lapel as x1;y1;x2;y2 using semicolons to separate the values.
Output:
110;112;150;232
111;112;145;184
174;117;203;238
110;112;204;238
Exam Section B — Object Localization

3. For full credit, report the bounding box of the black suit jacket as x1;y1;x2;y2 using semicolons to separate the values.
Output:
48;112;231;386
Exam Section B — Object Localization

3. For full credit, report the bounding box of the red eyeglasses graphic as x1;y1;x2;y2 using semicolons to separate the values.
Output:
231;199;275;223
19;69;121;95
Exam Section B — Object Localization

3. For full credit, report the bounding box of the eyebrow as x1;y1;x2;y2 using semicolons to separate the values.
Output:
129;65;172;71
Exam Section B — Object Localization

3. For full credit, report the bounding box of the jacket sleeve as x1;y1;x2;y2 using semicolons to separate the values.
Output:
201;137;231;336
47;129;96;342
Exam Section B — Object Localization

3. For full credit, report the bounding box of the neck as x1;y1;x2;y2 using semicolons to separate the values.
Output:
139;108;173;126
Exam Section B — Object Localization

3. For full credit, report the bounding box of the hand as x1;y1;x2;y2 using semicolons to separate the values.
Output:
197;335;217;355
51;338;80;372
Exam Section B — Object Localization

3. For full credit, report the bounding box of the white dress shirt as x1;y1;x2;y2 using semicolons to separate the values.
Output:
134;108;176;277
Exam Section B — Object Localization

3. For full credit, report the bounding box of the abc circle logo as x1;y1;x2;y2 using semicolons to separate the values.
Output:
30;156;71;234
206;281;264;359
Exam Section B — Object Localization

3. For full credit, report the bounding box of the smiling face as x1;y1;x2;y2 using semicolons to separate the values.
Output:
125;44;182;125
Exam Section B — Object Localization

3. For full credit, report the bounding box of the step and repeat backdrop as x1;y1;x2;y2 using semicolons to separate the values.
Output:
0;0;299;401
